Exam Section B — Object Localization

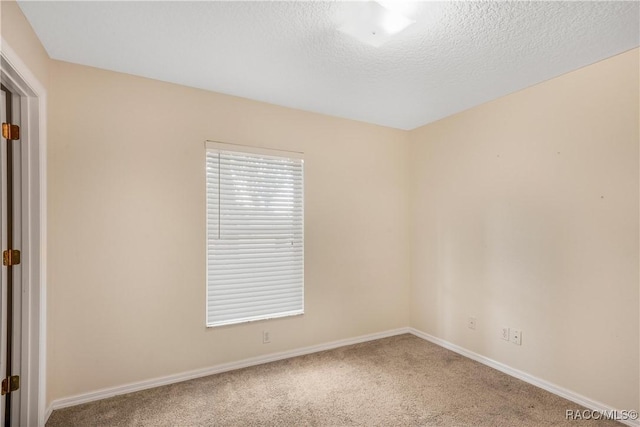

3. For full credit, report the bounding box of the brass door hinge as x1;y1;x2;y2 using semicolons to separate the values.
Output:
1;123;19;140
3;250;20;266
1;376;19;395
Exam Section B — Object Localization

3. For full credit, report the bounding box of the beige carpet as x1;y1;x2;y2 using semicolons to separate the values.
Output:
46;334;621;426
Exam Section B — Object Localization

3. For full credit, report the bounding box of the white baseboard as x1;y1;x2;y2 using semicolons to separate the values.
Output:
409;328;639;427
44;406;53;424
47;327;411;416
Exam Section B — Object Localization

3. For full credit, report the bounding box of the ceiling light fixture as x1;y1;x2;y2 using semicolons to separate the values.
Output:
337;1;415;48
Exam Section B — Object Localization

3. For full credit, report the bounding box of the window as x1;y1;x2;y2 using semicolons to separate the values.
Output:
205;141;304;327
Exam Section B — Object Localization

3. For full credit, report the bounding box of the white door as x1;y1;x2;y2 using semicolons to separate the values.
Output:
0;85;21;427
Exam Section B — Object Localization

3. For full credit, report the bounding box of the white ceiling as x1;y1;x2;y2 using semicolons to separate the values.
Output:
17;1;640;130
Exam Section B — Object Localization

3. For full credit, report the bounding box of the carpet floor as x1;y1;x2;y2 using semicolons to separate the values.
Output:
46;334;622;426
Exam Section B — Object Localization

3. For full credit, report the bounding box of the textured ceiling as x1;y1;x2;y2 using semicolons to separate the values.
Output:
17;1;640;130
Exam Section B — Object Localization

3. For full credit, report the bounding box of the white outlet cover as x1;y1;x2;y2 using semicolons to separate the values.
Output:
510;329;522;345
501;327;510;341
468;317;476;330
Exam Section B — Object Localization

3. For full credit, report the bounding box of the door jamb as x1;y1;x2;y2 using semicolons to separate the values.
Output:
0;39;47;427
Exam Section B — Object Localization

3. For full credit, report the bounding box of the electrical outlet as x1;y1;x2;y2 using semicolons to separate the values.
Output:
510;329;522;345
263;331;271;344
501;327;509;341
468;317;476;330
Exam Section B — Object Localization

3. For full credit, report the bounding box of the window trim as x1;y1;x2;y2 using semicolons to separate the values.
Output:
205;140;303;160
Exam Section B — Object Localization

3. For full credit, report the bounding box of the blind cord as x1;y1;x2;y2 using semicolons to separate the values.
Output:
217;153;221;240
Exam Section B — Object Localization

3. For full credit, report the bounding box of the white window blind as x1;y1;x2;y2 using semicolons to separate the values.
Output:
206;144;304;327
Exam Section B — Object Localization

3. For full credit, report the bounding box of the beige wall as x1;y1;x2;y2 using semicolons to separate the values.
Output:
47;60;411;402
409;49;639;412
1;0;49;88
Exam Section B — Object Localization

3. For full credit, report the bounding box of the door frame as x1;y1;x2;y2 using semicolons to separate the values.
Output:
0;39;47;427
1;82;24;427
